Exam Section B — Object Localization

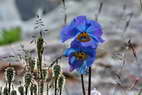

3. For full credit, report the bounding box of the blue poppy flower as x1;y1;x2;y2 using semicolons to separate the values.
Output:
60;16;104;48
64;45;96;74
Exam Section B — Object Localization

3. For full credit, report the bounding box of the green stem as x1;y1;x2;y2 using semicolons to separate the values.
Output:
81;74;86;95
88;67;91;95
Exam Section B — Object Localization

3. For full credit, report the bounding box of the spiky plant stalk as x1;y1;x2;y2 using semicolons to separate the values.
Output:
5;67;15;95
58;75;65;95
36;36;44;95
24;73;32;95
18;85;24;95
37;36;44;79
10;89;17;95
53;64;61;95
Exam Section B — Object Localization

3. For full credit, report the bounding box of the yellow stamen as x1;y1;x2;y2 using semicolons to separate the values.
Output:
74;51;87;60
77;32;91;42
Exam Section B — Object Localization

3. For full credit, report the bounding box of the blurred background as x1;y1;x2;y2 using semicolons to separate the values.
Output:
0;0;142;95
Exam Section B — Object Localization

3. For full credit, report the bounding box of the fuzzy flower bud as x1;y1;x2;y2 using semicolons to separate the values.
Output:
58;75;65;92
53;64;61;79
5;67;15;83
24;73;32;88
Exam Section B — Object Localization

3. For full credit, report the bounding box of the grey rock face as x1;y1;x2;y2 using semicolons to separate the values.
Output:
15;0;61;21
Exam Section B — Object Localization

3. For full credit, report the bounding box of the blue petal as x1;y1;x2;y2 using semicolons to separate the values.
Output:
69;56;83;71
71;16;87;32
64;48;75;56
80;39;98;49
70;39;97;55
90;34;104;43
86;20;103;37
76;63;88;74
84;55;96;67
70;39;83;48
76;53;96;74
60;25;80;42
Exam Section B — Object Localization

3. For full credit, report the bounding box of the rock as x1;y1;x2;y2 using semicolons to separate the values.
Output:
15;0;61;21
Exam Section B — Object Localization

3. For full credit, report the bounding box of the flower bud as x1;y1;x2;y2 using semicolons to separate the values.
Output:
24;73;32;88
53;64;61;79
5;67;15;83
58;75;65;92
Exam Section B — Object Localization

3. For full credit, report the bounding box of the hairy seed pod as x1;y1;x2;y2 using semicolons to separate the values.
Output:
5;67;15;94
18;86;24;95
24;72;32;88
5;67;15;83
24;72;32;95
3;86;8;95
58;75;65;95
53;64;61;79
10;90;17;95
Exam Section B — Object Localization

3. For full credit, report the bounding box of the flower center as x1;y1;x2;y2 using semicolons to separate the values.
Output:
74;51;87;60
77;32;91;42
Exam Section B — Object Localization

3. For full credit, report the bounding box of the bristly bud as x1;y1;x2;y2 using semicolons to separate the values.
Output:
18;86;24;95
3;86;8;95
5;67;15;83
58;75;65;94
53;64;61;79
24;72;32;88
10;89;17;95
